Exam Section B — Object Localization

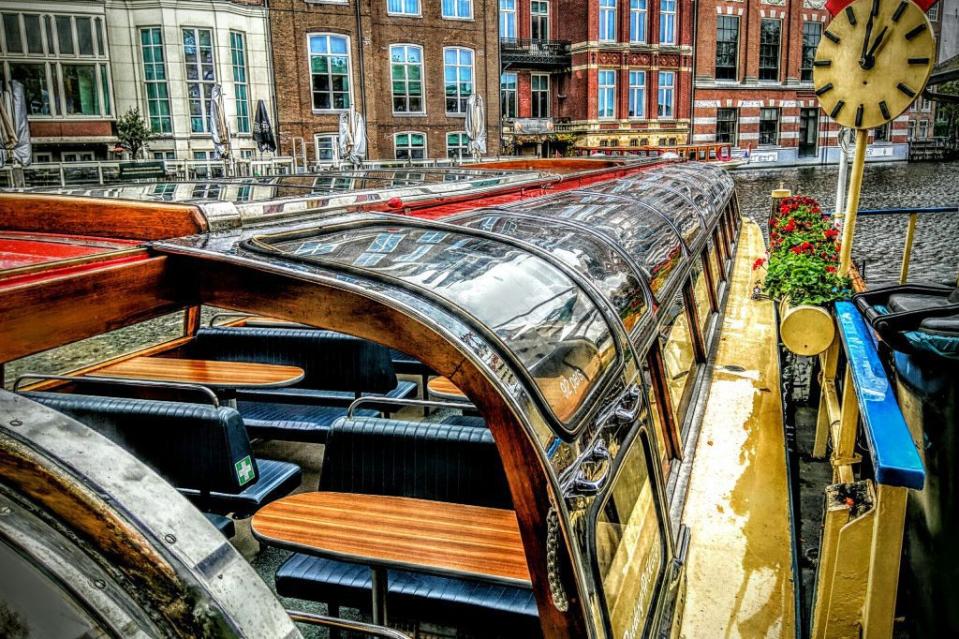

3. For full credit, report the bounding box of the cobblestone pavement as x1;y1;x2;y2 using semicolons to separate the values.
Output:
734;161;959;285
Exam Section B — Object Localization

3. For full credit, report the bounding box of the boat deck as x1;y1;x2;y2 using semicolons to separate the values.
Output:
680;220;796;638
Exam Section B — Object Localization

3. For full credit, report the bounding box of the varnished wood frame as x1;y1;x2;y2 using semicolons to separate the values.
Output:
645;342;683;467
169;255;589;639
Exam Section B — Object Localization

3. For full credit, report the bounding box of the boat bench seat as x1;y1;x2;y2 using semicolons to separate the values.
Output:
23;392;301;518
183;327;417;441
888;288;959;335
276;416;538;633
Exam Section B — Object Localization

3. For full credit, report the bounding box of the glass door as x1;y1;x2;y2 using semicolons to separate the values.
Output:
799;108;818;158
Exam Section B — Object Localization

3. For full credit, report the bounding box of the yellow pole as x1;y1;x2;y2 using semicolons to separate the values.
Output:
899;212;918;285
838;129;869;276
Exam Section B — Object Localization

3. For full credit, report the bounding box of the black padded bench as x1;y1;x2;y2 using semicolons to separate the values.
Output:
181;327;418;443
25;392;301;519
274;416;539;636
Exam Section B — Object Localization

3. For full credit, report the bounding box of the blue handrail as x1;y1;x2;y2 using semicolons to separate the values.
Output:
834;301;925;490
826;205;959;217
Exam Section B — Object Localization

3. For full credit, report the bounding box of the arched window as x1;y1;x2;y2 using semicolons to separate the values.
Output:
443;47;473;114
307;33;352;111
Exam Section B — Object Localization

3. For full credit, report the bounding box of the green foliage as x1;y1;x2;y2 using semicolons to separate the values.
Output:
116;107;155;160
758;195;852;306
935;81;959;142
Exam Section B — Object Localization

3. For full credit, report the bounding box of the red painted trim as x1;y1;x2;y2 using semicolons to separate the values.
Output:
0;252;151;291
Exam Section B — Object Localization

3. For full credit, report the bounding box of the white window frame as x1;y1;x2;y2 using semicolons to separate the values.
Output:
531;0;549;40
139;26;173;134
394;131;427;160
390;43;426;115
307;32;354;113
442;0;473;20
230;30;251;134
599;0;616;42
314;133;340;163
657;70;674;118
446;131;469;159
759;107;780;146
443;46;474;115
630;0;647;43
387;0;421;18
598;69;616;119
659;0;676;45
500;0;517;39
628;70;645;119
183;26;216;133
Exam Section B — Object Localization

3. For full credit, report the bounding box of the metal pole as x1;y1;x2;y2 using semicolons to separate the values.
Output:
839;129;869;276
835;128;851;226
899;212;918;284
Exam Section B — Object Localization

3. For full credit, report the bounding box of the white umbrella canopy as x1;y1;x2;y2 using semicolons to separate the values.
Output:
0;91;15;169
465;93;486;160
209;84;232;160
338;110;367;166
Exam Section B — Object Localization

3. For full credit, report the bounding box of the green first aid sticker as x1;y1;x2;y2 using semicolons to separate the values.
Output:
235;456;255;486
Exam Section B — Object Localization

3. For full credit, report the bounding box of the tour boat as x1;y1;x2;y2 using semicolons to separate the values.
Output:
0;157;936;638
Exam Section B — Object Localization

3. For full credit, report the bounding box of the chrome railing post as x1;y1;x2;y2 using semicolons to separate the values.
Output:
899;212;919;284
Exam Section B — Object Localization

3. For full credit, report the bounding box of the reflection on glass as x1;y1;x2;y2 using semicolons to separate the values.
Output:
659;290;695;420
62;65;99;115
262;225;617;423
708;240;721;292
0;538;106;638
596;434;664;638
642;357;670;475
692;259;713;337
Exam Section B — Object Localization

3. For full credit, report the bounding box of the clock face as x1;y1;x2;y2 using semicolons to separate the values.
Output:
813;0;936;129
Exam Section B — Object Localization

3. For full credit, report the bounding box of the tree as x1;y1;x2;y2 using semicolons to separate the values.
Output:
934;81;959;144
116;107;155;160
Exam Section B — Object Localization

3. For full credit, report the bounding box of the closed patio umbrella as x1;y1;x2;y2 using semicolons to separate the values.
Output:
209;84;232;161
253;99;276;155
465;93;487;160
0;89;16;169
338;109;367;167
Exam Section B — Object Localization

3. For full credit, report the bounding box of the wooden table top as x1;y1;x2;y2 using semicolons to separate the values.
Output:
87;357;305;389
252;492;531;587
427;375;468;401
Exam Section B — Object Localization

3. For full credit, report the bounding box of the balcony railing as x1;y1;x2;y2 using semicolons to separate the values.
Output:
499;38;571;68
502;118;556;136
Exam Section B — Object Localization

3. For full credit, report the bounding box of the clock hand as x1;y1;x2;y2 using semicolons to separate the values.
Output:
860;10;876;68
867;25;888;58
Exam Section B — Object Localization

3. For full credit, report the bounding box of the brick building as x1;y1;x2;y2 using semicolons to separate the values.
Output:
500;0;695;155
692;0;909;166
269;0;500;163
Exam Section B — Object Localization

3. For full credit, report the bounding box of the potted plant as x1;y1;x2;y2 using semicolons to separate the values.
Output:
754;195;852;355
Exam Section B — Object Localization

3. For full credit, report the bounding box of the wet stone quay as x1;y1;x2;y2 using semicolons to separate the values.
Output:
733;161;959;285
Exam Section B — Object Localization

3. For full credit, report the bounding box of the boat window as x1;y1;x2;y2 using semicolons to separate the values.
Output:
692;258;714;338
251;224;618;427
454;212;650;334
641;355;672;476
0;537;107;638
658;289;696;421
508;193;685;299
595;430;665;638
707;238;722;290
586;179;704;249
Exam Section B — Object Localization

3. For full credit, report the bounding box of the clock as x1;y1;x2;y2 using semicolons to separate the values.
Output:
813;0;936;129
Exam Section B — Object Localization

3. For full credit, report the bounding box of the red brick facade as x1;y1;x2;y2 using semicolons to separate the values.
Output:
270;0;500;163
692;0;908;164
501;0;694;154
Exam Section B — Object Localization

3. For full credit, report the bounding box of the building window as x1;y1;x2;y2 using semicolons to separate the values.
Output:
442;0;473;19
532;73;549;117
657;71;674;118
630;0;647;43
598;69;616;119
314;133;339;163
759;107;779;145
801;22;821;82
308;33;351;111
918;120;928;139
716;108;737;144
230;31;250;134
715;16;738;81
501;72;516;118
928;4;938;20
447;131;469;158
390;44;424;114
443;46;473;114
874;123;889;142
183;27;215;132
500;0;516;39
628;70;645;118
759;19;781;82
531;1;549;41
660;0;676;45
395;131;426;159
140;28;172;133
1;13;111;118
388;0;420;16
599;0;616;42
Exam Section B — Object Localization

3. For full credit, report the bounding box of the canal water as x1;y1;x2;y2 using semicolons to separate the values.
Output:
734;161;959;285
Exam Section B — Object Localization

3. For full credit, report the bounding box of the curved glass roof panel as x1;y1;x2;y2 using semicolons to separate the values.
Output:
454;211;650;334
251;223;618;427
627;172;715;223
507;192;686;298
585;179;704;250
663;163;735;215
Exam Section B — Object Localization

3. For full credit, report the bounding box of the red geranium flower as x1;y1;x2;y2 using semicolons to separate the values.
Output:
824;228;839;239
752;258;766;270
826;265;837;273
783;219;797;232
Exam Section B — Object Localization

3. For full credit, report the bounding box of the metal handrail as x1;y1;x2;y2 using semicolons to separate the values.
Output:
286;610;412;639
13;374;221;408
826;205;959;216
